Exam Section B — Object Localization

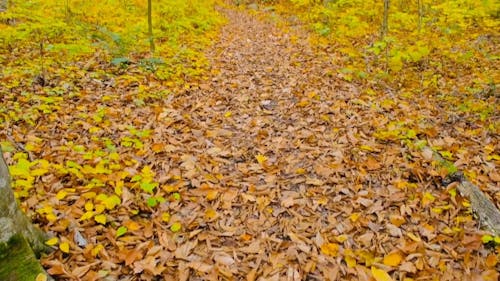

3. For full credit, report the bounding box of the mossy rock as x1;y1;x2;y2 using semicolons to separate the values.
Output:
0;233;50;281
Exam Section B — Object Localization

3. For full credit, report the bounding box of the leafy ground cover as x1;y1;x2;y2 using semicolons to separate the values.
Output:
1;0;499;280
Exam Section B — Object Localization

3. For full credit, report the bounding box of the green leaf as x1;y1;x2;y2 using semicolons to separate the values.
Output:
172;192;181;201
116;226;127;237
147;197;158;207
103;195;121;210
140;181;157;193
130;175;142;182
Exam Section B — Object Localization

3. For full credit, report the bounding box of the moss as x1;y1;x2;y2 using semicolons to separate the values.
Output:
0;233;48;281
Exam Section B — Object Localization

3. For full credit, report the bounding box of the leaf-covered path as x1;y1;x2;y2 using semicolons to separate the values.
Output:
176;8;353;279
2;4;498;281
137;8;497;280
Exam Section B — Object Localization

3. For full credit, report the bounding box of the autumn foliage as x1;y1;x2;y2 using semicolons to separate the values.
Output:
0;0;499;280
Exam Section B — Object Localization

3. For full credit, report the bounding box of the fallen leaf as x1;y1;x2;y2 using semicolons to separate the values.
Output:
383;252;403;267
371;266;394;281
320;242;339;257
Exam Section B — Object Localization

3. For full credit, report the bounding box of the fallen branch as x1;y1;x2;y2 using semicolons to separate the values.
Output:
421;146;500;236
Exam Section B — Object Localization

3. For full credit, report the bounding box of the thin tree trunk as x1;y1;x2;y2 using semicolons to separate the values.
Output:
0;148;52;280
417;0;423;32
382;0;390;37
148;0;155;54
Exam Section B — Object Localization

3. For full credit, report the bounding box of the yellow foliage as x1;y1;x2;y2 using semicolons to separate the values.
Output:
0;0;225;82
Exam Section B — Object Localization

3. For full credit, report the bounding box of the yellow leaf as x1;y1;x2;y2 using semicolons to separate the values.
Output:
422;192;435;206
114;180;124;195
307;92;317;99
94;214;107;225
59;242;70;253
35;273;48;281
31;168;48;176
224;111;232;118
95;204;105;214
205;208;218;220
356;250;375;266
161;212;171;223
295;168;306;174
383;252;402;266
37;205;53;214
80;211;94;221
45;237;58;246
91;244;104;257
103;195;121;210
407;232;421;242
320;242;339;257
389;215;405;227
335;234;348;243
344;249;357;268
84;202;94;211
255;154;267;165
360;145;374;152
345;255;357;268
162;185;178;193
124;220;141;231
206;189;218;201
170;222;182;232
297;99;309;107
46;213;57;222
349;213;360;222
82;192;96;199
371;266;394;281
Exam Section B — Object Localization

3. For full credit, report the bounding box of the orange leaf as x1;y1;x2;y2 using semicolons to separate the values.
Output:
320;242;339;257
485;253;498;267
365;156;381;170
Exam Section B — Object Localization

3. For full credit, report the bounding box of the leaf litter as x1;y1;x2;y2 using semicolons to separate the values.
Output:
1;4;499;281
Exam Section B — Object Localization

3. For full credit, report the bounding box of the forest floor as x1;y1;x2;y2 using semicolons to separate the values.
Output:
2;5;499;281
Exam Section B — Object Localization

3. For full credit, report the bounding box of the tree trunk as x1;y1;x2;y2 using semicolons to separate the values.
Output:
0;148;52;281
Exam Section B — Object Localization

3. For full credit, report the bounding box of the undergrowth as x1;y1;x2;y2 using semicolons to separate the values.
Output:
0;0;225;87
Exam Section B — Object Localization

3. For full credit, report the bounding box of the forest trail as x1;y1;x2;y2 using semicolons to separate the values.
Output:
163;8;497;280
168;8;379;279
163;8;423;280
